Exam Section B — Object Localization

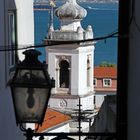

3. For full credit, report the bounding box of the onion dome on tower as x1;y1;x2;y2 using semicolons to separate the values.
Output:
55;0;87;20
46;0;93;41
55;0;87;32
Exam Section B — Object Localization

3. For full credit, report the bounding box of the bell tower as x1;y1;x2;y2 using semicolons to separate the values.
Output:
45;0;95;111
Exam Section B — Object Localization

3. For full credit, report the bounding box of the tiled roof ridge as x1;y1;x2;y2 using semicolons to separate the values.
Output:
94;66;117;78
36;108;71;132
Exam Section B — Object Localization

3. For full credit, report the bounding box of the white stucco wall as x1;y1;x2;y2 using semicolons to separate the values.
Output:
78;46;94;95
71;53;79;95
15;0;34;61
80;94;94;110
95;94;105;108
34;123;70;140
49;95;94;110
47;44;94;110
47;44;94;96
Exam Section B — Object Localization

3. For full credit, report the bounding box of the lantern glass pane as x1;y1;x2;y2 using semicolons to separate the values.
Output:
12;87;50;123
16;70;48;85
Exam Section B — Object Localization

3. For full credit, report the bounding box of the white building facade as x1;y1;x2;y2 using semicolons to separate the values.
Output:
46;0;95;111
0;0;34;139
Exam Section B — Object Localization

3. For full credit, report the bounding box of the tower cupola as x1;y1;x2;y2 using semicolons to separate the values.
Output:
46;0;93;40
53;0;87;32
55;0;87;20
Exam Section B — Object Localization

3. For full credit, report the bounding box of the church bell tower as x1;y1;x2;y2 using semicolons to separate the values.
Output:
45;0;95;111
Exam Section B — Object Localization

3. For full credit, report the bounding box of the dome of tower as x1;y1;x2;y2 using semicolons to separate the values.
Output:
55;0;87;20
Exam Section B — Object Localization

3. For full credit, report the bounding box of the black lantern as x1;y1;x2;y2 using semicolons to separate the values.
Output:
9;49;55;125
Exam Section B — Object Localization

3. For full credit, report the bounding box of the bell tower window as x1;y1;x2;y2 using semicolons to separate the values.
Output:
59;60;70;88
87;55;91;87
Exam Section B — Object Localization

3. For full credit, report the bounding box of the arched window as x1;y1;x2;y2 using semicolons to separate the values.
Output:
59;60;69;88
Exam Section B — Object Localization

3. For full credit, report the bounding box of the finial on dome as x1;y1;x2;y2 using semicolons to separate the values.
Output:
67;0;76;3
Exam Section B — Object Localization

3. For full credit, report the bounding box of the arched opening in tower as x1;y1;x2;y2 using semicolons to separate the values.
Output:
59;60;69;88
87;57;91;87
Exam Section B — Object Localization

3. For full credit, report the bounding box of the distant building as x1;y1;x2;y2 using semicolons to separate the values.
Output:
93;66;117;109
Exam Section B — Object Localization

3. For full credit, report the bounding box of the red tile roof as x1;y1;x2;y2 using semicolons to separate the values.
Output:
36;109;71;132
94;67;117;78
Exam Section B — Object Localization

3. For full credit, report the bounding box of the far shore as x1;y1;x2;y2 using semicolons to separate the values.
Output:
34;1;118;5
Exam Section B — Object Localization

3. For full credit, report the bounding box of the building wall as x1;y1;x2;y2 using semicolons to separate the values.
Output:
47;44;94;110
15;0;34;60
94;76;117;109
78;46;94;95
94;94;105;109
0;0;34;139
0;0;24;139
95;78;117;92
128;0;140;139
90;95;116;133
47;44;94;96
49;94;94;110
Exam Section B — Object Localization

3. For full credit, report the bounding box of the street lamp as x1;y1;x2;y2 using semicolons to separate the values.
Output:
9;49;55;125
8;49;75;140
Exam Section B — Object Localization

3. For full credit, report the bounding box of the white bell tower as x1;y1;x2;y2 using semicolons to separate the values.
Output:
45;0;95;111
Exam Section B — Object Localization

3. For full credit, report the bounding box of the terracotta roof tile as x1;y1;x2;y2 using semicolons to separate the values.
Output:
94;67;117;78
36;109;71;132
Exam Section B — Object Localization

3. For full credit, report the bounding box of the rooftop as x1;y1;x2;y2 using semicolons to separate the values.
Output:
94;66;117;79
36;109;71;132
